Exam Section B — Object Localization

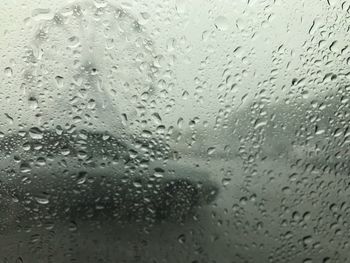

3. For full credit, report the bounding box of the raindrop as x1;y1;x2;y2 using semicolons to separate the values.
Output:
4;113;13;124
154;167;165;178
140;12;150;20
29;127;43;139
177;118;184;129
28;96;39;109
55;76;64;88
133;181;142;188
69;221;78;232
4;67;13;77
32;8;54;21
221;178;231;186
303;235;313;246
152;113;162;124
214;16;229;31
20;162;32;173
182;90;189;99
35;196;50;205
207;147;216;155
77;171;87;184
68;36;80;47
178;234;186;244
34;193;50;205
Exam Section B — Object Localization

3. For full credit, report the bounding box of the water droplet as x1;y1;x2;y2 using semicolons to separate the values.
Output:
69;221;78;231
4;113;13;124
177;118;184;129
175;0;187;14
152;113;162;124
222;178;231;186
34;194;49;205
29;127;43;139
55;76;64;88
133;181;142;188
182;90;189;99
140;12;150;20
154;167;165;178
214;16;229;31
207;147;216;155
4;67;13;77
68;36;80;47
20;162;32;173
32;8;54;21
178;234;186;244
77;171;87;184
28;96;39;109
303;235;313;246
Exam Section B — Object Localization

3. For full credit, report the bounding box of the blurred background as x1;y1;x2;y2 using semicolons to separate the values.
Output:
1;0;350;262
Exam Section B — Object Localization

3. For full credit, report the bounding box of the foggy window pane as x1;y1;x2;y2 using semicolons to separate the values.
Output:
0;0;348;262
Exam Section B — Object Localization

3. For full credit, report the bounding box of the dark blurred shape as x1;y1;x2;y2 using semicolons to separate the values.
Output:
0;129;219;232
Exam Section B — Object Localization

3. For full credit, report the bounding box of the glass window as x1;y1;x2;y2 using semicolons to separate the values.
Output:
0;0;348;262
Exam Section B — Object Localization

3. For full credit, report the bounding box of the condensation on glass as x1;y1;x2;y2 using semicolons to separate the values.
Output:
0;0;349;262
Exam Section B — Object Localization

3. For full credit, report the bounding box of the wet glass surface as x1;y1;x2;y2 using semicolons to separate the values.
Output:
0;0;350;262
